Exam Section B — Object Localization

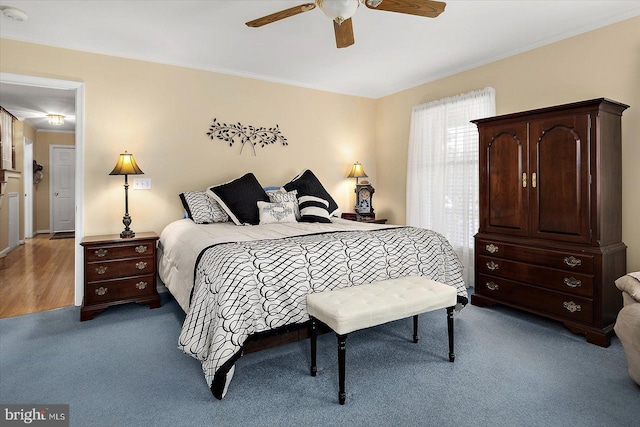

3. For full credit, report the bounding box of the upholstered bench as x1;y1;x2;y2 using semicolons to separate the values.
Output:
306;276;457;404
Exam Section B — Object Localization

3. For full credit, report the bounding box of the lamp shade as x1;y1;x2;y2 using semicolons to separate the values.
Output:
109;151;144;175
347;162;368;179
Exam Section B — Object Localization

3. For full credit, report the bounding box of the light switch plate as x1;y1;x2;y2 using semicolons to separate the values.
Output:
133;177;151;190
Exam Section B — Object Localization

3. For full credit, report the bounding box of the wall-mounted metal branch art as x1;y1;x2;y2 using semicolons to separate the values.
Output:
207;118;288;155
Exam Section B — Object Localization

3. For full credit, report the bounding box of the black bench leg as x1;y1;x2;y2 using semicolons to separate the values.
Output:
337;333;347;405
413;315;419;343
310;317;317;376
447;306;455;362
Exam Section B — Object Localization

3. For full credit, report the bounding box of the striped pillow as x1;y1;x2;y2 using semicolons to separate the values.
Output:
298;195;331;223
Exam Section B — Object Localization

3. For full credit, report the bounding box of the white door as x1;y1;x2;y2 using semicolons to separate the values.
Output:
23;138;34;238
50;145;76;233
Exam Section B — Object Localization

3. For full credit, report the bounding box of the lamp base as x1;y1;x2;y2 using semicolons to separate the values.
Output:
120;229;135;239
120;212;135;238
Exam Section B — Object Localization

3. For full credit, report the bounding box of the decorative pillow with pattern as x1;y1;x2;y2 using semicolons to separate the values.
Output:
179;191;229;224
283;169;339;216
298;195;332;223
208;173;270;226
257;201;297;225
267;189;300;220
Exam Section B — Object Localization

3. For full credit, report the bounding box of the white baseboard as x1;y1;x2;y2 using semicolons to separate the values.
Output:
36;229;51;234
0;247;9;256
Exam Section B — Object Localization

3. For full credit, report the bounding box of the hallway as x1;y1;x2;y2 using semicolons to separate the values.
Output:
0;234;75;318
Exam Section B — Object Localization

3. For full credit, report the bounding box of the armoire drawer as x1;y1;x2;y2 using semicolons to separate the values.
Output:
477;239;594;274
477;274;594;324
477;255;593;297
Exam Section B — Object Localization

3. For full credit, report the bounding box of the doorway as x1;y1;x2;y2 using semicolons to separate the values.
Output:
0;72;85;308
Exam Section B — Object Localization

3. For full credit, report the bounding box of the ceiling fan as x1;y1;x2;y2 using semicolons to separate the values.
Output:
246;0;446;48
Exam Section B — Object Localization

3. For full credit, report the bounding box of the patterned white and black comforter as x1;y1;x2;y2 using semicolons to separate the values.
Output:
158;219;467;399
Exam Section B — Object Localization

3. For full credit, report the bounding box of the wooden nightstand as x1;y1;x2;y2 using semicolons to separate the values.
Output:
80;232;160;321
341;213;387;224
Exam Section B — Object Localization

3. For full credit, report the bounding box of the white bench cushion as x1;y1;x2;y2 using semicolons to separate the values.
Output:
307;276;457;335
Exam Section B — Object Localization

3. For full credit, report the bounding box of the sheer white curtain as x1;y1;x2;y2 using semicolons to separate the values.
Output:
406;87;495;287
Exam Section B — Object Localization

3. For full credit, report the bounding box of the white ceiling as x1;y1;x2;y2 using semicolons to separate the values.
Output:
0;81;76;132
1;1;639;131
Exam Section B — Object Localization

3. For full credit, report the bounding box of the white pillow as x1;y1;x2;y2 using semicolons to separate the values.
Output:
267;189;300;220
257;201;298;225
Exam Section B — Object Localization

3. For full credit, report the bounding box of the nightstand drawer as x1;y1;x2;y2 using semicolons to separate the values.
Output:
85;241;155;262
85;275;156;304
86;257;154;281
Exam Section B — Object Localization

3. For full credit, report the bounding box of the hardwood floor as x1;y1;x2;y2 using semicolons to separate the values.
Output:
0;234;75;318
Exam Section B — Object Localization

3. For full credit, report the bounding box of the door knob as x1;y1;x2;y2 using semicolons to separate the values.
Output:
54;192;59;196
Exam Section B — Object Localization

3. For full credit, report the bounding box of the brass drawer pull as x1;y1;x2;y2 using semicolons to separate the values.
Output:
486;281;499;291
564;277;582;288
135;281;148;290
486;261;499;271
135;245;148;254
95;287;108;296
136;261;148;270
95;266;108;275
563;301;581;313
94;249;108;257
564;256;582;268
485;244;499;254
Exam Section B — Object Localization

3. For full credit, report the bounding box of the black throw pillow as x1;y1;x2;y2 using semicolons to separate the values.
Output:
208;173;269;225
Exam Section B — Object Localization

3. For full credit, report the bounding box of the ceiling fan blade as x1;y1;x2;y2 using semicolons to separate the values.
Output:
334;18;354;48
365;0;446;18
246;3;316;28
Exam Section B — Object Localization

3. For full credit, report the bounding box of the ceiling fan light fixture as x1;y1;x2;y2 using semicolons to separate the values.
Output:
316;0;360;25
47;114;65;126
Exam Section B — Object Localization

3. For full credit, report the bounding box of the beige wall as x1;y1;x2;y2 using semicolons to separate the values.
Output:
375;16;640;273
34;131;75;232
0;38;377;239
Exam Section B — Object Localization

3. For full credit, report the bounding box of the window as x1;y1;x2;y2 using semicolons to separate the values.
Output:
406;87;496;286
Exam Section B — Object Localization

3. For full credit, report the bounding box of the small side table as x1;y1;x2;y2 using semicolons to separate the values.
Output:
341;213;388;224
80;232;160;321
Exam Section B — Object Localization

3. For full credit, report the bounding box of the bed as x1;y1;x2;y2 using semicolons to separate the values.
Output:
158;217;468;399
160;170;468;399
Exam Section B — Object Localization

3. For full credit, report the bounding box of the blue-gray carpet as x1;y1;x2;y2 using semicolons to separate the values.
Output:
1;292;637;427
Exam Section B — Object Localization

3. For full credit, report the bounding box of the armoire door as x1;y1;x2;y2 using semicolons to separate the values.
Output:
479;122;529;236
529;114;591;244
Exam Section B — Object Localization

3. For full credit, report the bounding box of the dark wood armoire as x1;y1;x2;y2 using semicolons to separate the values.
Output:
471;98;628;347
